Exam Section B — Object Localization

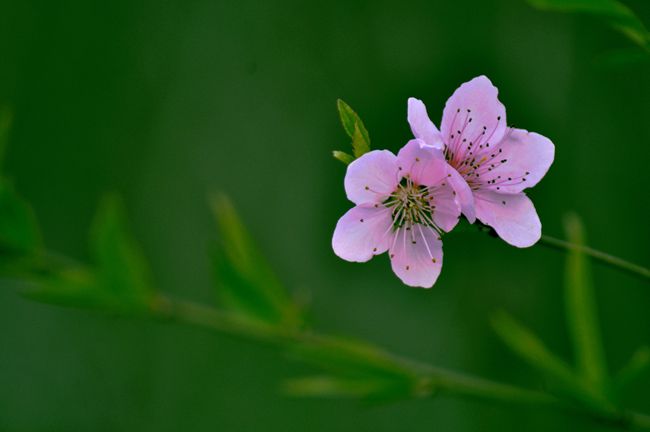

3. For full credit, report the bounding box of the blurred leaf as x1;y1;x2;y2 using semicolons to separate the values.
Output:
492;311;576;386
336;99;371;158
491;311;608;409
594;47;650;68
563;213;607;392
613;346;650;393
287;334;418;401
0;107;40;257
26;194;154;313
0;106;12;167
332;150;354;165
283;375;415;400
0;180;41;256
210;194;302;329
90;194;153;310
25;266;116;310
527;0;650;50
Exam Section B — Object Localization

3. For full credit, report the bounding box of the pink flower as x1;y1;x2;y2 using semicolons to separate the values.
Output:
407;76;555;247
332;140;460;288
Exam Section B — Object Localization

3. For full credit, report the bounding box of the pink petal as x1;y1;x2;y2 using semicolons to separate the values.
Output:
396;139;445;185
440;76;507;163
430;180;461;233
447;168;476;223
390;224;443;288
344;150;399;205
332;205;394;262
482;128;555;194
407;98;444;149
474;190;541;248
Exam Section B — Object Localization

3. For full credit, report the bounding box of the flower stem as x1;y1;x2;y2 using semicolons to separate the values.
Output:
539;235;650;280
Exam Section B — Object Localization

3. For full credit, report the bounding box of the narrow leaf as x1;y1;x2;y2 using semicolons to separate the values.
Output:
289;334;416;383
492;311;577;385
284;375;413;400
210;194;302;329
0;106;12;167
90;194;154;311
332;150;354;165
21;195;154;313
336;99;371;158
287;335;417;401
563;212;607;390
0;180;41;255
25;267;116;310
614;346;650;392
527;0;650;50
491;311;608;409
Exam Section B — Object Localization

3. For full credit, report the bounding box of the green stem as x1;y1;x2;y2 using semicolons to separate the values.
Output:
539;235;650;280
151;294;650;430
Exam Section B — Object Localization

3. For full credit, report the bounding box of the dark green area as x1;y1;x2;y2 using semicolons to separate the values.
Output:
0;0;648;430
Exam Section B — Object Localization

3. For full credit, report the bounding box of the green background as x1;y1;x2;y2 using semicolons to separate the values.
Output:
1;0;649;430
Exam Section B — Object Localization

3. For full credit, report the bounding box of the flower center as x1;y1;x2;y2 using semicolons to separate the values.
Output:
384;176;440;232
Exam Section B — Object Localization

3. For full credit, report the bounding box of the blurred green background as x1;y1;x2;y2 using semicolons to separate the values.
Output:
1;0;649;430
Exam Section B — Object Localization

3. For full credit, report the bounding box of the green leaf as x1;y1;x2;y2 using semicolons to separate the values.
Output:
332;150;354;165
90;194;154;311
287;335;418;401
613;346;650;393
210;194;302;329
527;0;650;50
563;213;607;391
594;47;650;68
491;311;608;409
24;267;113;310
0;106;13;168
289;335;415;381
0;108;40;257
492;311;577;385
283;375;414;400
336;99;371;158
0;180;41;255
27;194;154;313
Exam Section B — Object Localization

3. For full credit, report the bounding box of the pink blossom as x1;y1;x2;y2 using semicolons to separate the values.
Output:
407;76;555;247
332;140;460;288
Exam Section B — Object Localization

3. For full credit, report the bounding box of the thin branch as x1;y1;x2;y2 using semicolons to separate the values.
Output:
539;235;650;280
151;294;650;430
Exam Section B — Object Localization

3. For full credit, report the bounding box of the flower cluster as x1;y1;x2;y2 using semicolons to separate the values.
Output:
333;76;555;288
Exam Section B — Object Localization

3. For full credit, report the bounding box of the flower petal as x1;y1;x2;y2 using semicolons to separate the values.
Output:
344;150;399;205
396;139;445;185
332;205;393;262
440;76;507;162
390;224;443;288
481;128;554;194
474;190;541;248
407;98;444;149
430;180;461;233
447;168;476;223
